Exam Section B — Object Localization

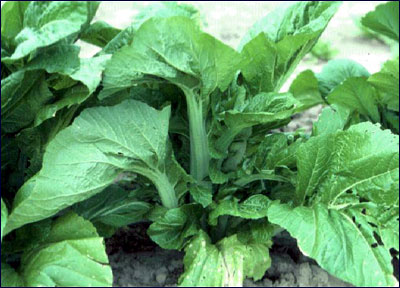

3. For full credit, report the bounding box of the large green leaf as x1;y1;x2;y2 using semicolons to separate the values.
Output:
327;77;380;123
317;59;370;98
1;198;7;241
100;16;240;182
369;58;399;112
5;100;188;234
296;122;399;206
239;1;340;93
3;2;100;61
1;212;112;287
361;1;399;42
268;203;398;287
100;16;239;100
179;231;271;287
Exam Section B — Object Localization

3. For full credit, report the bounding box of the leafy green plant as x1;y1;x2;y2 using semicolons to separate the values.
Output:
309;40;338;61
1;1;399;287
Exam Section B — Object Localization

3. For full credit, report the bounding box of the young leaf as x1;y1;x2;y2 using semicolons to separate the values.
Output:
5;100;186;234
179;231;271;287
147;204;202;250
209;195;271;226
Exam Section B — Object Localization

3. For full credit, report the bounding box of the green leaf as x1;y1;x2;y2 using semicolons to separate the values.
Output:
289;70;324;110
100;16;239;100
179;231;271;287
132;1;201;31
268;203;398;287
147;204;202;250
240;1;341;48
1;198;7;241
14;212;112;287
312;105;350;136
317;59;370;98
239;1;340;93
379;210;399;252
209;195;271;226
80;21;121;48
73;185;152;228
5;100;186;234
361;1;399;41
3;2;99;61
327;77;380;123
100;16;240;182
368;58;399;112
1;262;24;287
0;1;31;50
214;92;300;155
296;122;399;206
189;184;213;208
2;74;53;133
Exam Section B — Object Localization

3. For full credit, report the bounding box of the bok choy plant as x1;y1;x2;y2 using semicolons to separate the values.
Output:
1;1;398;287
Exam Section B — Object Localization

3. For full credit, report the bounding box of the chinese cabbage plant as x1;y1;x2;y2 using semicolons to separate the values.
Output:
1;1;399;287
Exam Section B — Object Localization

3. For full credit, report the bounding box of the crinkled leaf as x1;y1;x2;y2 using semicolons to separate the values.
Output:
268;203;397;287
3;2;99;61
214;92;300;156
296;122;399;206
327;77;380;123
179;231;271;287
189;184;212;208
209;195;271;226
361;1;399;41
5;100;187;233
147;204;202;250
